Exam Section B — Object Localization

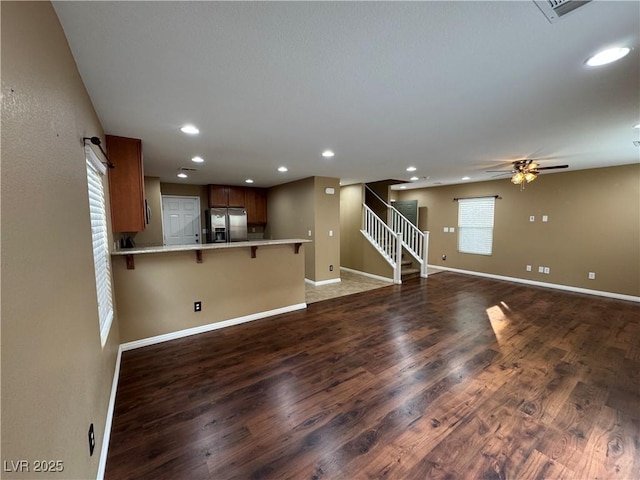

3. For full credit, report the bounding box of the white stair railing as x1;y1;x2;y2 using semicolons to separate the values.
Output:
365;186;429;278
361;203;402;283
389;208;428;277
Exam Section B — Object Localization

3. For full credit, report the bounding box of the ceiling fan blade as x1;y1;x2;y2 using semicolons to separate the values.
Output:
491;172;512;177
536;165;569;171
485;169;513;172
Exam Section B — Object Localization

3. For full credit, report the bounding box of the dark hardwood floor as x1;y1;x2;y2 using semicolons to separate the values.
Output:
105;272;640;479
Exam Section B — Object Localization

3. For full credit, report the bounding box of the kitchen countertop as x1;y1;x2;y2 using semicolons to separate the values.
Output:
111;238;311;256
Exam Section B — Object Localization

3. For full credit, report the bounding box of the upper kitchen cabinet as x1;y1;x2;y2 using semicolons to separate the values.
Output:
245;187;267;224
106;135;146;232
208;185;246;208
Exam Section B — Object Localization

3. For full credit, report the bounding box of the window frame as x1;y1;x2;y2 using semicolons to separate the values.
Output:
85;146;114;346
457;196;496;256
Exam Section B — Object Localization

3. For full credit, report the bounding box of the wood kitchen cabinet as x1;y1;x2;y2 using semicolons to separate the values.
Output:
106;135;146;232
245;187;267;224
208;185;246;208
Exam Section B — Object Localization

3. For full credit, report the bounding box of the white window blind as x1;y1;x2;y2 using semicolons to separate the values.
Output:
458;197;495;255
86;147;114;346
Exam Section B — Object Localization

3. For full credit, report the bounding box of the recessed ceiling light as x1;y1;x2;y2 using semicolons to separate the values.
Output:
322;150;335;158
406;166;417;172
462;176;471;180
278;166;288;172
585;47;630;67
191;156;204;163
399;186;407;189
245;179;254;184
410;176;419;181
633;123;640;129
177;172;188;178
180;124;199;134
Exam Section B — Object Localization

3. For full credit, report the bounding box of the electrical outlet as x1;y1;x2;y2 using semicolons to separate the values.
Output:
329;265;333;272
329;230;334;237
308;230;312;237
526;265;532;272
538;266;544;273
544;267;550;274
194;301;202;312
88;423;95;456
588;272;596;280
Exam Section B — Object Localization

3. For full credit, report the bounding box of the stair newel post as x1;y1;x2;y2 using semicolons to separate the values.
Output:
362;203;366;232
394;231;402;284
421;230;430;278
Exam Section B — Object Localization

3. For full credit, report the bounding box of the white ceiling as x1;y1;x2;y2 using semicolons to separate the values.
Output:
53;1;640;189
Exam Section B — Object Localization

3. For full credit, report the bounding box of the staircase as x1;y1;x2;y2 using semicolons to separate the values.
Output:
361;185;429;284
400;257;420;281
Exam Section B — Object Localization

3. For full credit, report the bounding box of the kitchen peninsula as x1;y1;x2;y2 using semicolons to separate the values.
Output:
112;239;310;345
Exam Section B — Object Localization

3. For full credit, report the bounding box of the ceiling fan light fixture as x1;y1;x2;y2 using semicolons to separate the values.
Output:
511;172;525;185
524;172;537;183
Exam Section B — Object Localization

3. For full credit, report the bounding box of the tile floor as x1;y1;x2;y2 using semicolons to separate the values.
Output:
305;267;444;303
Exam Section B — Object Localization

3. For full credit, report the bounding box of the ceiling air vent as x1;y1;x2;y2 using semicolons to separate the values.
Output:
534;0;591;23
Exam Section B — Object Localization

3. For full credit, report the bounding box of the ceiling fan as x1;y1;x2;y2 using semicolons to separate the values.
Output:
487;159;569;189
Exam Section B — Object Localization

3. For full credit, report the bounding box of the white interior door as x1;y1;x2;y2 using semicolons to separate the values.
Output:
161;196;201;245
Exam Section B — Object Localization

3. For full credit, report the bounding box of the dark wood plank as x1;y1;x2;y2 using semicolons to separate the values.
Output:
104;272;640;479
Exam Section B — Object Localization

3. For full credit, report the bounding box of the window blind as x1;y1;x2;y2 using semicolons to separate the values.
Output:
86;147;113;346
458;197;495;255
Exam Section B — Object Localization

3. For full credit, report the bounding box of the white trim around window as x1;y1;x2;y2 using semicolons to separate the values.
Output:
457;196;495;256
85;146;114;347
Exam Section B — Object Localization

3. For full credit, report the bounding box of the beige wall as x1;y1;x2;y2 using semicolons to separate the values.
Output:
133;176;163;247
113;245;306;342
340;184;394;279
266;177;340;282
312;177;341;282
396;164;640;297
266;177;316;278
1;2;120;478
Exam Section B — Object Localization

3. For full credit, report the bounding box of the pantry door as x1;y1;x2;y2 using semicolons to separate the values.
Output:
161;196;201;245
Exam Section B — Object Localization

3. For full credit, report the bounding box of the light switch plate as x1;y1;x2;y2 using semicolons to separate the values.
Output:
588;272;596;280
542;215;548;222
449;227;455;233
526;265;532;272
538;266;544;273
443;227;449;233
544;267;550;274
529;216;535;222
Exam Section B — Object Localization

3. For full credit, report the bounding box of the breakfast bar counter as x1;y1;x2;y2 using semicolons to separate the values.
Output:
112;239;309;269
111;239;310;345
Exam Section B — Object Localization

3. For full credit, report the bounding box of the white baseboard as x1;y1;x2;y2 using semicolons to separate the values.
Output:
429;265;640;303
339;266;394;283
120;303;307;352
97;346;122;480
305;278;341;286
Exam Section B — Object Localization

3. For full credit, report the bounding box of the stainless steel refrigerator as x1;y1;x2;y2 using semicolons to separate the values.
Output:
206;208;248;243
